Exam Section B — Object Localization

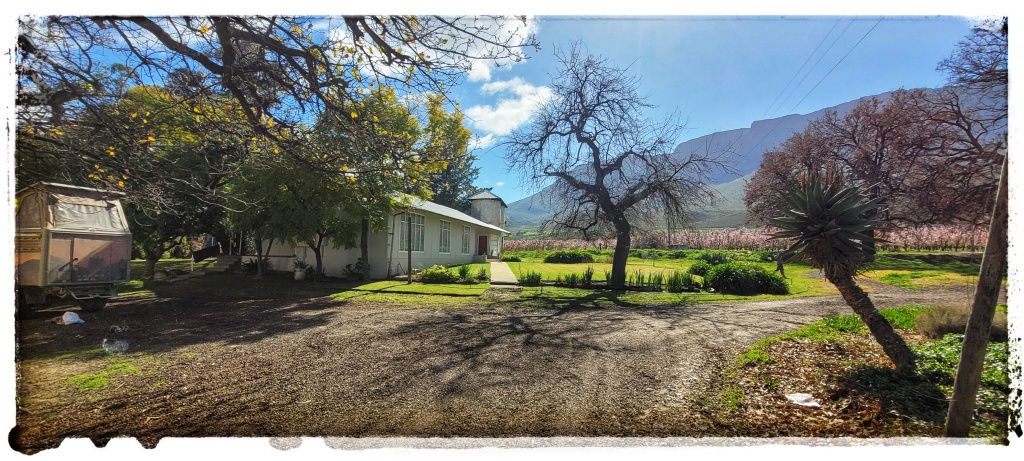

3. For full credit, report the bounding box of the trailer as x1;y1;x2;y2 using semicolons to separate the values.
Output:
15;182;132;311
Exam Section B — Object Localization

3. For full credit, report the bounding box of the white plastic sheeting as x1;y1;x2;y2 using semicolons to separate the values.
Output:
52;201;126;231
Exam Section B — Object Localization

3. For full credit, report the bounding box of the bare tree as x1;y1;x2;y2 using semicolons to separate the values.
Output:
505;44;726;289
745;88;1002;231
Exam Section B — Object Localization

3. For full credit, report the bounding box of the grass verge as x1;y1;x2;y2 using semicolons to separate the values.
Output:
715;304;1009;441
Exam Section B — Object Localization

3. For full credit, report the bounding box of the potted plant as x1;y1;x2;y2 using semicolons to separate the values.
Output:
293;259;311;281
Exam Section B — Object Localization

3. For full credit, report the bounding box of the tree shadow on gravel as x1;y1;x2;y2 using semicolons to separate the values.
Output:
16;272;356;359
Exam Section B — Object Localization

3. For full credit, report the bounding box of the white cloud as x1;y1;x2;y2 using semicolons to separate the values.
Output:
460;16;540;82
468;134;496;150
496;182;506;187
464;77;553;137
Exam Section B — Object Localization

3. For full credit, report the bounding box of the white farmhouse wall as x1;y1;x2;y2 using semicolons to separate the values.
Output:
262;229;389;279
383;211;489;276
262;207;503;280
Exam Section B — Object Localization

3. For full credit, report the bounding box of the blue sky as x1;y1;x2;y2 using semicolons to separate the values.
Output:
451;15;980;203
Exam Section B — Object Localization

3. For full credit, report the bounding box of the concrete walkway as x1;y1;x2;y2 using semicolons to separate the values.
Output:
488;261;519;286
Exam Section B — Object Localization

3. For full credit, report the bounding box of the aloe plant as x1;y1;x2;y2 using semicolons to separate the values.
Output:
770;176;915;372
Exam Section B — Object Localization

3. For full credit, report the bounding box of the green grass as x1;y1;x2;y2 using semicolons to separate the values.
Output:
508;257;830;294
128;258;217;277
735;349;775;367
331;280;491;306
734;304;929;363
878;271;937;288
724;303;1009;440
513;271;834;308
719;385;745;410
862;253;987;289
866;254;981;276
67;358;141;391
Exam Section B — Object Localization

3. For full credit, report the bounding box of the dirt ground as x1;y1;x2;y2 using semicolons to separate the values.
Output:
11;274;989;453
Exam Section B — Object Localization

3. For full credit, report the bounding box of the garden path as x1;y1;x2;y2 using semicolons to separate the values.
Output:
489;261;519;285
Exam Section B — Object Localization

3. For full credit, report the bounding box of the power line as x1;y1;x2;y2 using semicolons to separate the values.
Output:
737;18;884;161
728;19;849;161
768;18;855;120
760;18;843;120
788;17;884;114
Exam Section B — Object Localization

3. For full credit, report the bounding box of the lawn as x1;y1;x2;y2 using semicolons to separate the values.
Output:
506;257;693;281
860;253;984;289
331;280;491;307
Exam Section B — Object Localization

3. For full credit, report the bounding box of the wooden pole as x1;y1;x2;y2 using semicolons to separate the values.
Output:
407;212;413;285
944;153;1008;437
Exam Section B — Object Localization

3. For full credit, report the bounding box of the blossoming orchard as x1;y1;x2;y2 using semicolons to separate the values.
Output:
504;224;988;253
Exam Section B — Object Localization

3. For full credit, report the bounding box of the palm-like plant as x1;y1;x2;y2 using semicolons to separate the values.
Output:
769;176;915;372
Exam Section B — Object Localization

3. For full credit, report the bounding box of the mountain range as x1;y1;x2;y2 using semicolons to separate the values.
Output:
503;90;900;232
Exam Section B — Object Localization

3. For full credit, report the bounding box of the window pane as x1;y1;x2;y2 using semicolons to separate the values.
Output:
440;221;450;253
400;213;426;252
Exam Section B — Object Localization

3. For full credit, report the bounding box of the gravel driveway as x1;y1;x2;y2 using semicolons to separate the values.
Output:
12;275;987;452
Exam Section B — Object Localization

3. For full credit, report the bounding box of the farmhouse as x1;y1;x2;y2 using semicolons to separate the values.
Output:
263;191;509;279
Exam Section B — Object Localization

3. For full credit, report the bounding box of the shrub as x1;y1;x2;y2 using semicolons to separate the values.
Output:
627;269;647;289
419;265;459;284
475;267;489;282
340;259;369;281
520;271;542;286
916;305;1008;342
500;255;521;262
457;264;471;281
649;272;664;292
561;273;582;287
704;262;789;295
666;271;701;293
242;257;272;275
687;260;713;276
543;250;594;264
695;250;731;265
628;248;692;260
582;266;595;287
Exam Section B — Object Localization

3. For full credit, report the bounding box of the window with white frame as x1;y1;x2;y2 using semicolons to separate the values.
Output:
399;212;425;252
439;220;451;253
461;226;471;254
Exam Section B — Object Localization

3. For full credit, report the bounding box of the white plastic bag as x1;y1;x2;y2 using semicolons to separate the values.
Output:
62;312;85;325
785;393;821;408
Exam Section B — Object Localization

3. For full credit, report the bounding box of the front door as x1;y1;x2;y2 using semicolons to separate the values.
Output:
478;235;488;255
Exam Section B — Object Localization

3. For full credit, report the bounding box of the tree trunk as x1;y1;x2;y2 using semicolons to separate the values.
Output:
945;153;1008;437
831;274;916;372
143;246;162;277
360;217;371;283
311;234;325;282
253;234;265;279
609;221;631;289
144;257;158;277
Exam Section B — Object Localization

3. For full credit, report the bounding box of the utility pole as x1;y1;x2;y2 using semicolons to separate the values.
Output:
944;153;1008;436
407;211;413;285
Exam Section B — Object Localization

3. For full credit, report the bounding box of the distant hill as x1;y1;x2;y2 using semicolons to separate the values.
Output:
504;91;902;232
